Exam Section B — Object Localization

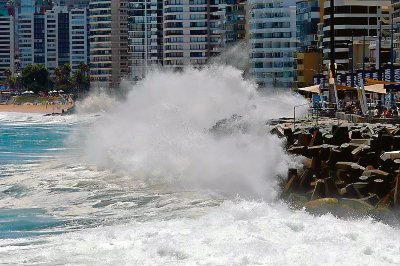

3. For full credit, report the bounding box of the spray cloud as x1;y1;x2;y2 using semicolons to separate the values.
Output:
76;65;306;199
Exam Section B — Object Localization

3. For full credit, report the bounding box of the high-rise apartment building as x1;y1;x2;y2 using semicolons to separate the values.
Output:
0;0;8;14
128;0;163;80
213;0;246;51
0;14;15;81
20;0;37;14
69;8;89;72
247;0;298;88
323;0;391;70
17;0;53;70
33;13;45;65
295;0;323;87
392;0;400;63
296;0;320;50
17;5;89;73
18;12;34;68
89;0;129;89
65;0;91;9
163;0;220;68
44;6;70;73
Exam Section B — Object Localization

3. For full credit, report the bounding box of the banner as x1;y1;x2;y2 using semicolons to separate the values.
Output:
312;66;400;91
312;74;325;86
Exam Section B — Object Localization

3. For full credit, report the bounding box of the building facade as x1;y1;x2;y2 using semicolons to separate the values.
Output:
296;0;320;50
247;0;298;88
295;0;323;87
65;0;91;9
33;13;45;65
18;12;34;68
128;0;163;80
162;0;220;68
213;0;246;52
44;7;70;73
392;0;400;63
0;14;15;81
89;0;129;89
323;0;391;70
69;8;89;72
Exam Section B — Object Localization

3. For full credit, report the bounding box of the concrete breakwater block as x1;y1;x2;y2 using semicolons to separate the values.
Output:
268;120;400;213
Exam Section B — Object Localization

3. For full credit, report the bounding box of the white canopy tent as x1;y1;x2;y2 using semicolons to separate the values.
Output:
297;85;321;94
363;84;386;94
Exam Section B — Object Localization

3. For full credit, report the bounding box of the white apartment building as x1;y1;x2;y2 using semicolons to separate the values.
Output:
0;15;15;80
247;0;298;88
69;8;89;72
128;0;163;80
18;13;34;69
44;6;71;73
163;0;220;68
45;8;60;72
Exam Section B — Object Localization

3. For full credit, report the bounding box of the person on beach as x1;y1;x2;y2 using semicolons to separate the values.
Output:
393;108;398;118
373;108;379;117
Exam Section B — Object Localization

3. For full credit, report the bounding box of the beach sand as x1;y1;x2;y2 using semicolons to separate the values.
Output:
0;104;74;114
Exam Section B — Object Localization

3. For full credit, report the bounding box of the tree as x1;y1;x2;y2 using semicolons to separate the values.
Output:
3;69;12;89
54;64;72;92
8;76;19;91
78;62;90;91
21;64;49;94
3;69;11;80
71;62;90;97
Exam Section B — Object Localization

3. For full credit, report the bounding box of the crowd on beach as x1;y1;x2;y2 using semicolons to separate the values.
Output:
0;92;74;114
341;100;400;118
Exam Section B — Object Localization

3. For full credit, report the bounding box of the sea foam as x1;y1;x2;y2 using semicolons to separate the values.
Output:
76;65;307;199
1;200;399;265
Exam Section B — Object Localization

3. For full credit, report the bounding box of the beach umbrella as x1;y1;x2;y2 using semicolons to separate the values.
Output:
58;90;64;93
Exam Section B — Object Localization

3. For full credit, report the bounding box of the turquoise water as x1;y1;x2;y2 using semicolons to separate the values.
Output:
0;119;73;239
0;113;399;264
0;123;70;165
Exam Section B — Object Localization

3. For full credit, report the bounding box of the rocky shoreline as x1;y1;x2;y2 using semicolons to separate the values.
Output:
270;116;400;217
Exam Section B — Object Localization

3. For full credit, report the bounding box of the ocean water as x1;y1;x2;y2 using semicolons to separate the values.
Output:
1;67;400;265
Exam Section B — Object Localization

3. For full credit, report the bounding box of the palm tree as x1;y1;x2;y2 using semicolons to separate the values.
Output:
54;66;62;88
72;70;84;98
54;64;72;91
3;69;12;88
78;62;89;76
76;62;90;94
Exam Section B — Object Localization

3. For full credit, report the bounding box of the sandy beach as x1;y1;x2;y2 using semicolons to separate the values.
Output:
0;103;74;114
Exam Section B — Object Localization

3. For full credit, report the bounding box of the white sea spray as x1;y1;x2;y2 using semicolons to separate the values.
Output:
77;65;307;199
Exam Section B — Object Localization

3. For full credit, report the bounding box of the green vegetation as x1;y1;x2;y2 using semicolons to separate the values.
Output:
21;64;49;94
1;62;91;97
71;62;90;97
12;95;59;104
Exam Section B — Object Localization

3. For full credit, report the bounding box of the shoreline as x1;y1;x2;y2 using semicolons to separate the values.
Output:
0;104;74;114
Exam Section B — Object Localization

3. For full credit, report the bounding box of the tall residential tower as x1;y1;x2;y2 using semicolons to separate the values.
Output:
162;0;220;68
89;0;129;89
0;12;15;81
128;0;163;80
247;0;298;88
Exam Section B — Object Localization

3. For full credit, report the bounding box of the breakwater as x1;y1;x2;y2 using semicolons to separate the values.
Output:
271;117;400;216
